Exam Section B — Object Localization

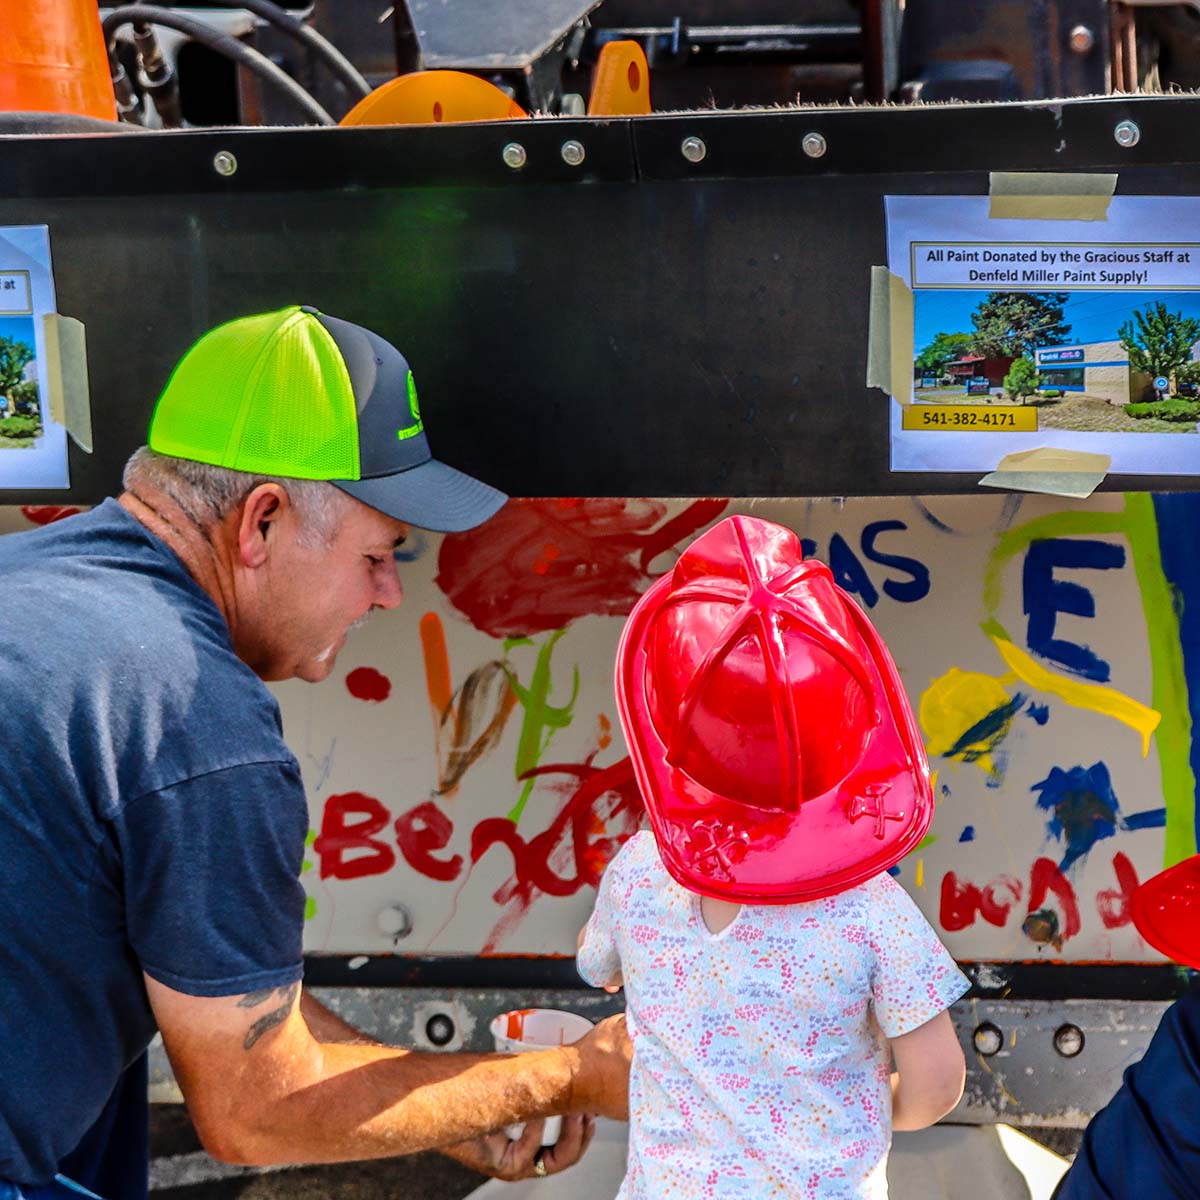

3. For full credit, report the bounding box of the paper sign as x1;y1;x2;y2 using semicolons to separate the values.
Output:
0;227;70;488
887;196;1200;477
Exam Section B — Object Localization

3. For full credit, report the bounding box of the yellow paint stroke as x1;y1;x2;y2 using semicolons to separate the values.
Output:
986;625;1161;756
919;667;1016;778
915;858;925;889
981;497;1193;864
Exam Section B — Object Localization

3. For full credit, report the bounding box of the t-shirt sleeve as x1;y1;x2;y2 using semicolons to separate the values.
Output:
114;760;309;997
865;873;970;1038
576;841;632;987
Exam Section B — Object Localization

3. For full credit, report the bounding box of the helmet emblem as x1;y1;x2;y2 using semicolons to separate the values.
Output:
674;819;751;881
846;782;904;840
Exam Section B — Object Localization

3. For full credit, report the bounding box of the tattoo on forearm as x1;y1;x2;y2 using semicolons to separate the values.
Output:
239;983;300;1050
237;988;277;1010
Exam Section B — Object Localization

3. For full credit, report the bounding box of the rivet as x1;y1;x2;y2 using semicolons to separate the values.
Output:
1053;1023;1085;1057
502;142;528;169
212;150;238;177
681;135;707;164
560;139;586;167
802;131;828;158
973;1022;1003;1056
1069;24;1096;55
1114;119;1141;148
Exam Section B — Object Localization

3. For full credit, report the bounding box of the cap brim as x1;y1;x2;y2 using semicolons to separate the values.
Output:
334;458;507;532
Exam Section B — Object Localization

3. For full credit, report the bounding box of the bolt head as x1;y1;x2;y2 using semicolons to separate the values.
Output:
212;150;238;177
502;142;528;170
802;132;828;159
681;135;707;164
1053;1023;1085;1057
560;139;586;167
973;1022;1004;1056
1069;24;1096;55
1114;119;1141;148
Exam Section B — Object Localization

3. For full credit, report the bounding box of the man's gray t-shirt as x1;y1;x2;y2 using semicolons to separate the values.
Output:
0;500;308;1185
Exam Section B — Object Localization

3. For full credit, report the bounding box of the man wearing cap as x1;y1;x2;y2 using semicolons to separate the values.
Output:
1051;853;1200;1200
0;306;630;1200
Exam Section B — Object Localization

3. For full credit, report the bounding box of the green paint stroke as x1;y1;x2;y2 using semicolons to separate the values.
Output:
503;628;581;824
1122;494;1196;865
304;895;317;921
981;497;1195;866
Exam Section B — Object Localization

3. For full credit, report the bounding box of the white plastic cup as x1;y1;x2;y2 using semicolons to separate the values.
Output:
489;1007;595;1144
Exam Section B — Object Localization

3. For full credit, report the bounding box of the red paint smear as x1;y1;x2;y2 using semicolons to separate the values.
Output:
20;505;81;526
345;666;392;702
1026;857;1081;940
395;800;464;882
313;791;396;880
436;497;727;638
939;872;1022;931
1096;851;1139;929
471;756;644;952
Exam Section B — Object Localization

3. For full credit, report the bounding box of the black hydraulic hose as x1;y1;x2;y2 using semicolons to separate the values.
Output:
101;5;335;126
203;0;372;101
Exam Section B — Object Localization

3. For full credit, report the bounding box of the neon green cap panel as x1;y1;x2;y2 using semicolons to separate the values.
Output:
148;306;362;480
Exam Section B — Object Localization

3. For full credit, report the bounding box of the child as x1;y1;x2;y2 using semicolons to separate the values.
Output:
577;514;968;1199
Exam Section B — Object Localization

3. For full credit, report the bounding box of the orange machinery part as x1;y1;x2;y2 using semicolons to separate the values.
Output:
340;70;527;126
1;0;118;121
588;41;651;116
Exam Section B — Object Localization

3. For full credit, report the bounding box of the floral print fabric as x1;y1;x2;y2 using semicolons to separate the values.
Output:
578;831;969;1199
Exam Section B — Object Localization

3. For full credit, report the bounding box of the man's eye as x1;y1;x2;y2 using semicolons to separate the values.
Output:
366;555;385;566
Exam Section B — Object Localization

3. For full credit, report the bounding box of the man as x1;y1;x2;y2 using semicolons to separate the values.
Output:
1052;853;1200;1199
0;305;631;1200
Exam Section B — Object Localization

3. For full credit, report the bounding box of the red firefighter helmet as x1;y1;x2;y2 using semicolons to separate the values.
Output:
1131;854;1200;970
615;514;934;902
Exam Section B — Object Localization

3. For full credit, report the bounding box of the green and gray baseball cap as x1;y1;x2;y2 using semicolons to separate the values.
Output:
148;304;506;532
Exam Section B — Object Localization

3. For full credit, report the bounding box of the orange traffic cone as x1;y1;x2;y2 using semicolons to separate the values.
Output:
1;0;117;121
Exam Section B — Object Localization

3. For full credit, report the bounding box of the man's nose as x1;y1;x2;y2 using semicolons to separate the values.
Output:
377;564;404;610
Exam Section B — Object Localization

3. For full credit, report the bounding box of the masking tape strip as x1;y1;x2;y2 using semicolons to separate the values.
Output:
989;172;1117;222
866;266;914;406
979;447;1111;499
42;313;93;454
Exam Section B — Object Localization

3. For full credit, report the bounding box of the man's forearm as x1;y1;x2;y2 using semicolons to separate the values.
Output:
235;1037;580;1165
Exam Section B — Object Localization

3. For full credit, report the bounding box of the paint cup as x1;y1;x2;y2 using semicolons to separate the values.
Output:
490;1008;595;1144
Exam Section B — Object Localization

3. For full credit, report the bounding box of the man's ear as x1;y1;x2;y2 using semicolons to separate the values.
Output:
237;484;289;568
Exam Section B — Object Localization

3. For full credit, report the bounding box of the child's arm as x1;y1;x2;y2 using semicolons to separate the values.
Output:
888;1010;966;1131
577;923;623;992
576;842;633;991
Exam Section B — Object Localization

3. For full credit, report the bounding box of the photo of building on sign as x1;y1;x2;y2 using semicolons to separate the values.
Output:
912;290;1200;433
0;313;43;450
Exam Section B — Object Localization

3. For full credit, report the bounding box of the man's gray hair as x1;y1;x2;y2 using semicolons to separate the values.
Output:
123;446;353;546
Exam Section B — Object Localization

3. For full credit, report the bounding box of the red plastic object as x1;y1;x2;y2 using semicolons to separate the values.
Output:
1131;853;1200;970
1;1;117;121
616;514;934;903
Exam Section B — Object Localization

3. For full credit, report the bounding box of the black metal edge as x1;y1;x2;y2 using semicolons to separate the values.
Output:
0;92;1195;200
0;117;638;199
961;962;1199;1000
303;954;589;989
631;93;1191;181
303;954;1199;998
